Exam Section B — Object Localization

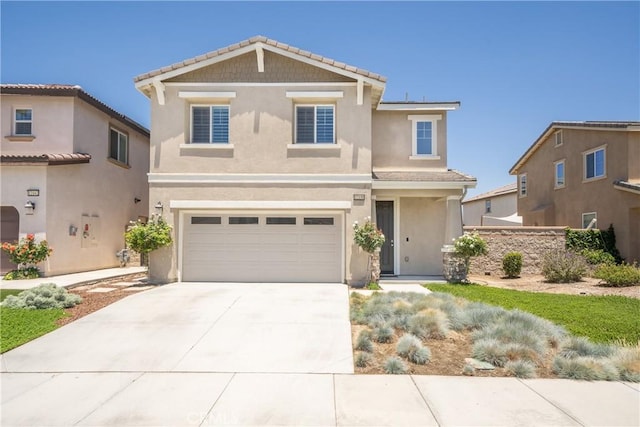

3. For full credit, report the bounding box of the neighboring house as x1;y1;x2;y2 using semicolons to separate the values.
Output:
134;36;476;284
510;121;640;263
1;84;150;275
462;183;522;226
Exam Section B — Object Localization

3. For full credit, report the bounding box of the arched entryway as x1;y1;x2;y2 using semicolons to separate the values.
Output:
1;206;20;274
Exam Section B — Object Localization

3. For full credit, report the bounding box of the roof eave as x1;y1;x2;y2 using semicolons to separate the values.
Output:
376;102;460;112
372;180;477;190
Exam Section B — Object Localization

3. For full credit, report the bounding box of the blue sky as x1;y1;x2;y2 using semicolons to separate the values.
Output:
2;1;638;197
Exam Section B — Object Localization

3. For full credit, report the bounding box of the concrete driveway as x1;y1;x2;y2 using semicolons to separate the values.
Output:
1;282;354;374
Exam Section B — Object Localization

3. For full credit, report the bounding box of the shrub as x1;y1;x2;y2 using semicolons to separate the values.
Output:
565;225;622;263
408;346;431;365
552;356;620;381
125;215;173;258
354;352;373;368
396;334;422;357
408;309;450;339
541;249;587;283
383;356;408;374
1;234;53;279
581;249;615;266
372;324;395;343
472;338;508;367
502;252;523;278
558;336;615;359
352;218;385;254
355;330;374;352
505;360;537;379
453;231;488;259
1;284;81;309
594;263;640;287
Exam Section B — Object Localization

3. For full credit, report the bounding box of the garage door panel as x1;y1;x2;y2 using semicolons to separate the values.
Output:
183;213;341;282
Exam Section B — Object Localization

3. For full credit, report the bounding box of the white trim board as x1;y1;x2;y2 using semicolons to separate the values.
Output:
170;200;352;210
372;181;475;190
148;173;372;184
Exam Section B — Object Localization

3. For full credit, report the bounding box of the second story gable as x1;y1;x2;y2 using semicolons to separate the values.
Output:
134;36;462;178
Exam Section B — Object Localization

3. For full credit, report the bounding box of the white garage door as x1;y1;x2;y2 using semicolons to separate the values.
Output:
182;213;342;282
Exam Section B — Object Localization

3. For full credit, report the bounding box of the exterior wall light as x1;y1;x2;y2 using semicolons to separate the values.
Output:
24;200;35;215
154;201;163;213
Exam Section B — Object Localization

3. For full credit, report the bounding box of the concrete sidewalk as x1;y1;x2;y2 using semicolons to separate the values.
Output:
0;266;147;290
1;372;638;426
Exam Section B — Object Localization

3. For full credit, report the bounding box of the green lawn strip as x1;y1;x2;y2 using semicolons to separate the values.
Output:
426;283;640;344
1;288;68;353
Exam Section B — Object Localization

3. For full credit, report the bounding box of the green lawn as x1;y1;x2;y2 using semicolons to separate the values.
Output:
0;289;67;353
426;283;640;344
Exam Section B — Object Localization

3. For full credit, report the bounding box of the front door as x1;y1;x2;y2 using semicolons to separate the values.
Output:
376;201;394;275
1;207;19;274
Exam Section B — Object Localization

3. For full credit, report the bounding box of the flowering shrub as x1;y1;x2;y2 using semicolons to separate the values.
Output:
125;215;173;256
1;234;52;279
453;231;488;259
353;218;385;254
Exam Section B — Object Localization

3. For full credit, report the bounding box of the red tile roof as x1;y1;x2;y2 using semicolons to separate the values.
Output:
1;153;91;165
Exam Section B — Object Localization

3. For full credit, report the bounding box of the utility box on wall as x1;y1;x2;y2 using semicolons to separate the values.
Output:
80;214;101;248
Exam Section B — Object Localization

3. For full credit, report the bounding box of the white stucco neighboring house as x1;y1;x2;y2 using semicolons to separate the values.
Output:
134;36;476;285
1;84;150;275
462;183;522;226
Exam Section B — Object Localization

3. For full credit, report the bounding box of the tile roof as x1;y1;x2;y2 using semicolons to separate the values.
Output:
614;180;640;193
1;153;91;165
462;182;517;203
1;84;149;137
510;121;640;174
133;35;387;85
372;169;476;183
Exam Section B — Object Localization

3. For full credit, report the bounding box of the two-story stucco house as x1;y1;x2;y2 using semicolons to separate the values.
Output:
510;121;640;263
134;36;476;285
1;84;150;275
462;183;522;226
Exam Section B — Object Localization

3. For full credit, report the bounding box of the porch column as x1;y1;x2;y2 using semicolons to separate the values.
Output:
371;195;377;222
443;195;463;247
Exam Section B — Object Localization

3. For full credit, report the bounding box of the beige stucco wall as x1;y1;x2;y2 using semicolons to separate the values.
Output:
1;95;74;153
372;110;448;170
149;184;371;284
515;128;639;262
463;192;518;226
150;85;372;175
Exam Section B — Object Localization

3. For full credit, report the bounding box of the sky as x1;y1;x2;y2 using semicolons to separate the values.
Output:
1;1;638;198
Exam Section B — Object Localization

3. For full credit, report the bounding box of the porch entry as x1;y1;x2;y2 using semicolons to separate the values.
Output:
1;206;19;274
375;201;394;274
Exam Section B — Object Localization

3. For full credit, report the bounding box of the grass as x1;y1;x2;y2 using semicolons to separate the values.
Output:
0;289;67;353
425;283;640;344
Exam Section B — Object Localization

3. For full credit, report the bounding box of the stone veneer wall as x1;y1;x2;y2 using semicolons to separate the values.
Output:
465;226;567;276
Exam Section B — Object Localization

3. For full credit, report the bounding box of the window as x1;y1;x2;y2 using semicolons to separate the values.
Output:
554;130;563;146
109;127;128;164
229;217;258;225
266;217;296;225
582;212;597;229
584;147;605;180
304;217;334;225
14;108;33;135
295;105;334;143
485;200;492;214
408;114;440;158
191;105;229;143
519;174;527;197
555;160;565;188
191;217;221;225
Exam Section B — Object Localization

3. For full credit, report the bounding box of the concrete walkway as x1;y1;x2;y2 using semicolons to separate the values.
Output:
0;266;147;290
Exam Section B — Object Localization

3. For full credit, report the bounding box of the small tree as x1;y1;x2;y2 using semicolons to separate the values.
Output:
125;215;173;268
452;231;488;282
353;217;385;285
1;234;52;280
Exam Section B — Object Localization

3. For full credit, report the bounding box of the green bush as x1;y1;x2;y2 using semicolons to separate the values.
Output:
541;249;587;283
453;231;488;259
3;267;40;280
581;249;615;266
1;284;81;309
565;225;622;263
502;252;523;278
594;263;640;287
125;215;173;257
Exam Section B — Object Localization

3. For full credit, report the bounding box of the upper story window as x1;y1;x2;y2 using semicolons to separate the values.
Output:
295;105;334;143
191;105;229;143
519;174;527;197
14;108;33;135
554;160;565;189
109;127;129;165
408;114;440;159
554;130;563;146
485;200;492;214
584;146;605;180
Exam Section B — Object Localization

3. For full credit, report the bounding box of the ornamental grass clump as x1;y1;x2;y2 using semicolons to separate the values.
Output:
610;345;640;382
1;234;53;280
1;284;81;309
372;324;395;343
408;308;450;339
541;249;587;283
384;356;408;374
505;360;538;379
558;336;615;359
355;330;374;352
354;352;373;368
552;356;620;381
460;303;506;330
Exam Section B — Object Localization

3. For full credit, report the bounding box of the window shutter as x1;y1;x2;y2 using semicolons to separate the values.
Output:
296;106;314;143
316;106;334;143
192;107;211;143
212;106;229;143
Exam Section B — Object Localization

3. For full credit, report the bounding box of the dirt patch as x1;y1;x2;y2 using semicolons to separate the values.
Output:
57;273;155;326
469;274;640;299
